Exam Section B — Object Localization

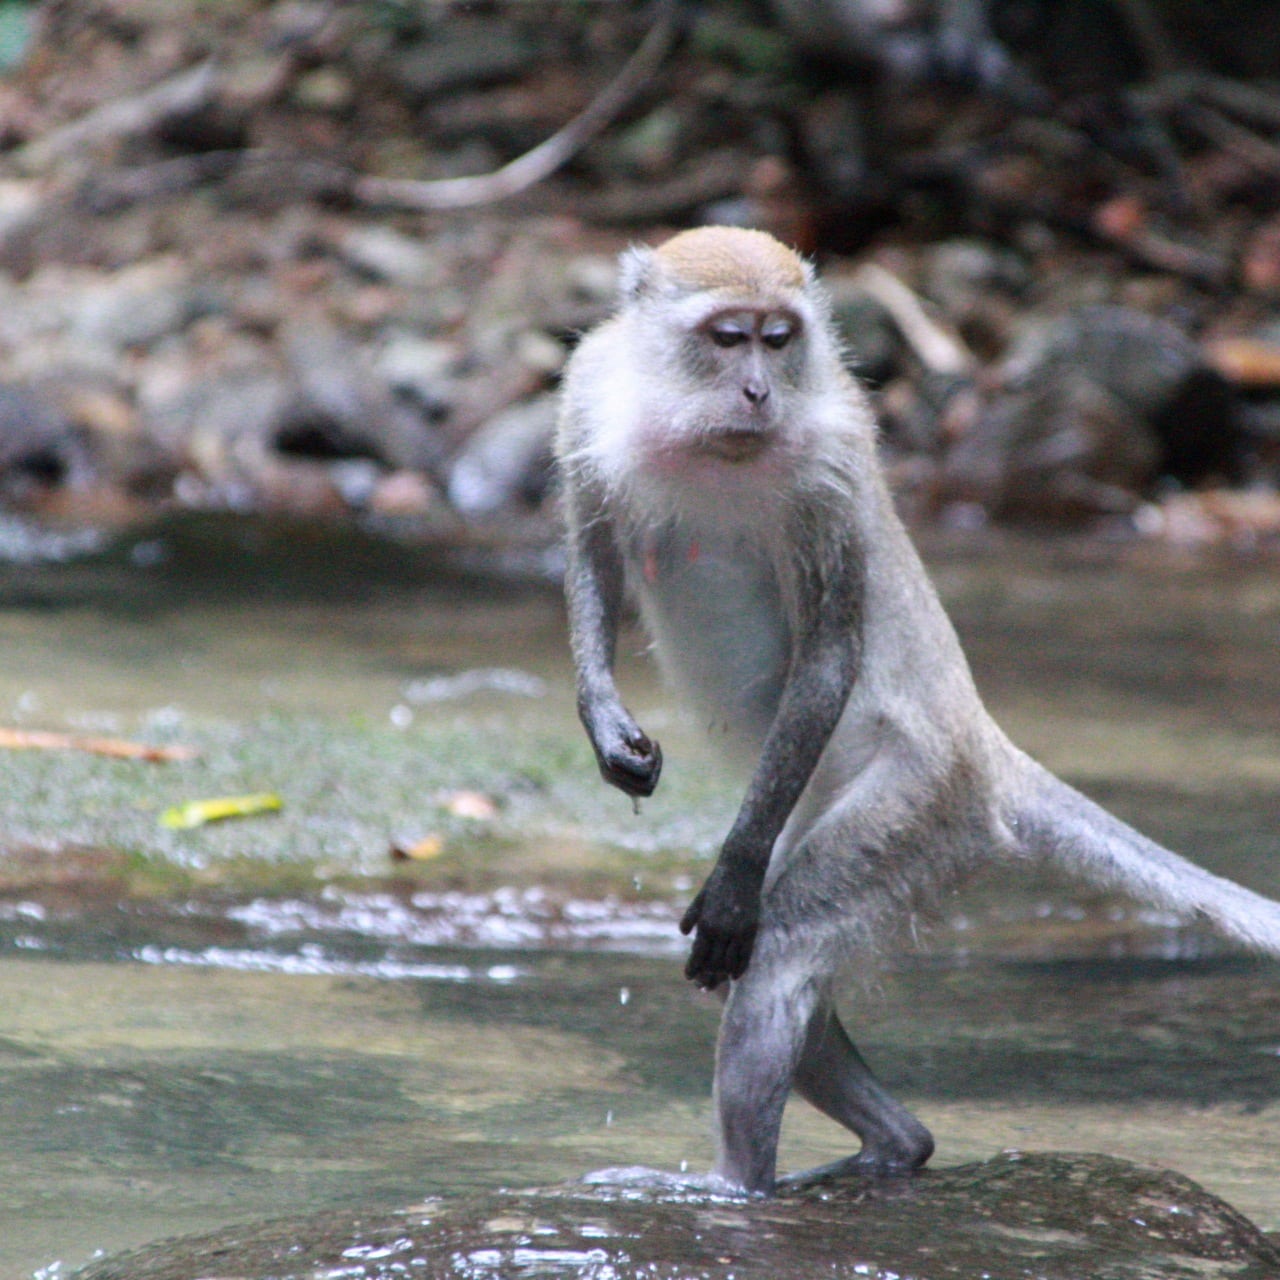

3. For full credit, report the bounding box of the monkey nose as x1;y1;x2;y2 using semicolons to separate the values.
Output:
743;379;769;406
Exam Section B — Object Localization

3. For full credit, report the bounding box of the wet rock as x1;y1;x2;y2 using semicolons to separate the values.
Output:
0;178;40;252
282;317;440;472
0;383;91;501
38;372;176;500
290;66;355;114
825;278;904;386
998;307;1246;488
75;1152;1280;1280
940;307;1248;523
253;456;348;516
943;372;1161;523
140;362;293;477
447;393;558;518
217;53;294;115
924;240;1031;316
70;258;215;351
375;333;463;417
335;225;447;291
466;236;614;361
922;239;1029;353
1136;489;1280;551
369;468;439;517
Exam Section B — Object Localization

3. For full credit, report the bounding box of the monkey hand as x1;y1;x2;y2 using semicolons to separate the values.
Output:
679;862;764;989
587;705;663;798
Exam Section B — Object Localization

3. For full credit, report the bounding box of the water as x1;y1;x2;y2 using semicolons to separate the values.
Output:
0;518;1275;1276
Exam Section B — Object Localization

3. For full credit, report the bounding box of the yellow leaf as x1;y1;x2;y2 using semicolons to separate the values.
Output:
390;834;445;862
159;792;283;830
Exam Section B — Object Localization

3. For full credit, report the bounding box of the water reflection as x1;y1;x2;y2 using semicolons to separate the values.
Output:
0;523;1274;1275
5;900;1279;1276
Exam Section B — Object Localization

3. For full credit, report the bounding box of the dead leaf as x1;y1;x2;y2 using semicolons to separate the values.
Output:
441;790;498;820
390;834;446;862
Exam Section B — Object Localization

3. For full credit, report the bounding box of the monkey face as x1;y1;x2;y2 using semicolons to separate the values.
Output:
673;306;807;463
560;227;860;516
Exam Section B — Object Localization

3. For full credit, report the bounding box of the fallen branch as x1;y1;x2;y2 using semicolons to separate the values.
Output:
353;0;678;211
14;60;217;175
1178;103;1280;177
853;263;976;378
0;728;197;763
1140;71;1280;132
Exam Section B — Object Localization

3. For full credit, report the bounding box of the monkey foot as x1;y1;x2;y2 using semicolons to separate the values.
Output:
779;1140;934;1191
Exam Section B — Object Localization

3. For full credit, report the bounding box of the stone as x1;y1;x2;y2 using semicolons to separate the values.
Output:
282;317;440;472
0;383;89;499
447;393;558;518
70;259;215;351
76;1152;1280;1280
335;225;446;291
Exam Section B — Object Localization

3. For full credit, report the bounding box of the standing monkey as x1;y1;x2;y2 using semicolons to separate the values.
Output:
556;226;1280;1195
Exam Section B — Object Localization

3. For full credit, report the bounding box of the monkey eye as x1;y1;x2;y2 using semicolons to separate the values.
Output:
708;321;749;349
761;319;797;350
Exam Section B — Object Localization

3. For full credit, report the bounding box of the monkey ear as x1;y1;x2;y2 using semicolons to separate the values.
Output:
618;245;659;302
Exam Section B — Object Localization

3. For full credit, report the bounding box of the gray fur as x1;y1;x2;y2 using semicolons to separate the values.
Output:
556;228;1280;1194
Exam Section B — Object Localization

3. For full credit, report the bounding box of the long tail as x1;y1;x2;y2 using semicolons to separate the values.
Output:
1004;747;1280;956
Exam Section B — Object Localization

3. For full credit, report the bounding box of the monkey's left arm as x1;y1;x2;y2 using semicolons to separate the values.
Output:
680;526;864;988
564;476;664;800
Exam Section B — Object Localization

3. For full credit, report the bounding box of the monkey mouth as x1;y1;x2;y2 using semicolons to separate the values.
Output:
696;429;770;463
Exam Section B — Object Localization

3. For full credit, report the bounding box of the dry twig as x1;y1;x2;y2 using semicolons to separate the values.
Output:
14;61;217;175
354;0;678;211
853;263;975;377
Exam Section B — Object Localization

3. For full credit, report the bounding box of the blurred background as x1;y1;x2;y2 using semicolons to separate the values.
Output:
1;3;1279;1277
0;0;1279;539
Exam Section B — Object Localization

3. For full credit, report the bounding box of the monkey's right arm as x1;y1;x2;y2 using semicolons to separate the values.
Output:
564;484;663;799
681;526;864;988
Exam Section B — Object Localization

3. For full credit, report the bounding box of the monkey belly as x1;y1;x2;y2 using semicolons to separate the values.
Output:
631;527;789;749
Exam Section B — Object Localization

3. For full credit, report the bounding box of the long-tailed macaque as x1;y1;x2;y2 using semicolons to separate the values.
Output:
555;226;1280;1195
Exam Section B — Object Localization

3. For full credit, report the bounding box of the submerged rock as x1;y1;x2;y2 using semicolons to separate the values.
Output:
76;1152;1280;1280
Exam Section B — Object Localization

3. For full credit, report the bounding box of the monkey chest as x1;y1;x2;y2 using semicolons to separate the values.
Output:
628;526;791;744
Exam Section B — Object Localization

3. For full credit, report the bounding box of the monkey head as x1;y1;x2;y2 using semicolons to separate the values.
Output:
617;227;840;470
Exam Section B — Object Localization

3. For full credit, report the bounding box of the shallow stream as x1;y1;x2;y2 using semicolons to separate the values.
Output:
0;517;1276;1278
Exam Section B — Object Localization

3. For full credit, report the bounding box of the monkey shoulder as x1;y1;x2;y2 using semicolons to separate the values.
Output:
557;321;650;490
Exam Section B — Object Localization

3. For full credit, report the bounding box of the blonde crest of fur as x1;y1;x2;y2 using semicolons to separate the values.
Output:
624;227;810;302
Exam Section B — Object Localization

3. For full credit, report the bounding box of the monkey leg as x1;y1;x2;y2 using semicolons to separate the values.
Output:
751;789;946;1188
711;945;821;1194
790;1003;934;1178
